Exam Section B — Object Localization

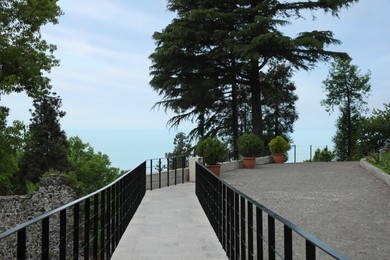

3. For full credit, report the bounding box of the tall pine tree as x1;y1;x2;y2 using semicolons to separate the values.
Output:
150;0;358;146
14;91;71;193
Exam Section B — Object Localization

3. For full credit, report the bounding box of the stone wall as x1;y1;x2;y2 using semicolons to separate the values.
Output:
0;174;78;259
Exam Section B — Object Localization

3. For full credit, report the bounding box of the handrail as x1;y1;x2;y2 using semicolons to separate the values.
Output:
0;167;132;240
146;155;189;190
0;161;146;259
196;162;350;260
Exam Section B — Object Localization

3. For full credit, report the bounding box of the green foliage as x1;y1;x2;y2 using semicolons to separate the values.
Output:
14;92;71;194
312;147;335;162
237;133;264;157
150;0;356;148
261;63;299;138
321;58;371;161
0;0;63;97
25;180;37;194
0;106;27;195
268;136;290;155
368;152;390;175
196;137;228;165
357;103;390;156
68;136;121;195
165;132;192;169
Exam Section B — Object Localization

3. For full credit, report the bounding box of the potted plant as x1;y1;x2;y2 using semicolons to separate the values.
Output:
195;137;228;176
268;135;290;163
237;133;264;168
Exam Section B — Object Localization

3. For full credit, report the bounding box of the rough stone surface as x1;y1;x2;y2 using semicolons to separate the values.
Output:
0;174;78;259
220;162;390;260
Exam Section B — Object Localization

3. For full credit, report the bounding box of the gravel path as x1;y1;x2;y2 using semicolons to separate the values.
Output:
220;161;390;260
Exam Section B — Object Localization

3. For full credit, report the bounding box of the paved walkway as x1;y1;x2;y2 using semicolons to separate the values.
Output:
221;161;390;260
111;183;227;260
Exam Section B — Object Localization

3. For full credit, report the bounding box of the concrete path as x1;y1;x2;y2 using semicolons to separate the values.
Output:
111;183;227;260
220;161;390;260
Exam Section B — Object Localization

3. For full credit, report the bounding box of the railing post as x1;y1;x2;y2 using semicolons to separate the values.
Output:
256;207;263;260
248;201;253;260
235;192;240;259
100;189;106;259
150;159;153;191
306;240;316;260
158;159;162;189
174;156;177;185
310;145;312;161
106;187;111;258
84;198;90;260
182;156;185;184
73;203;80;259
167;158;170;187
284;225;293;260
268;215;276;260
294;144;297;163
17;228;26;260
42;217;50;260
93;194;99;259
60;209;67;260
240;196;246;260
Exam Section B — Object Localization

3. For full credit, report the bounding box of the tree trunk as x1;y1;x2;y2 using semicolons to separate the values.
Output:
346;96;352;160
249;60;263;139
232;80;239;159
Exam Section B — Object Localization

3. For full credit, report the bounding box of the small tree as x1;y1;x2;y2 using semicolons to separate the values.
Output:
165;132;192;169
14;91;71;193
312;147;335;162
321;58;371;161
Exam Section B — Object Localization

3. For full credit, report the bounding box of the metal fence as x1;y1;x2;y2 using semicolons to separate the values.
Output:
196;162;349;260
146;155;189;190
288;145;332;163
0;162;146;260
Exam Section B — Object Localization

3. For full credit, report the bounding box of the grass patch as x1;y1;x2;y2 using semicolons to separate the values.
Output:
368;152;390;174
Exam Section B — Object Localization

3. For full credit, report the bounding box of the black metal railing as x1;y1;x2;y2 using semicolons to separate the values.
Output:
0;162;146;260
196;162;350;260
146;155;189;190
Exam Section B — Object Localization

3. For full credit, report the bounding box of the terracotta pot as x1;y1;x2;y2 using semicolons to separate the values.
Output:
207;164;221;176
243;157;256;168
273;154;285;164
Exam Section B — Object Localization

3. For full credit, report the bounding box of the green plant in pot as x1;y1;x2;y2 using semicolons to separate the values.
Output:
237;133;264;168
196;137;228;176
268;135;290;163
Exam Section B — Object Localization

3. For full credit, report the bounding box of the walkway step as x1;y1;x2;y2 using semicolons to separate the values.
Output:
111;183;228;260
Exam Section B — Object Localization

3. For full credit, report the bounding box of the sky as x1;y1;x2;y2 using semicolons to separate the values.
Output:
1;0;389;169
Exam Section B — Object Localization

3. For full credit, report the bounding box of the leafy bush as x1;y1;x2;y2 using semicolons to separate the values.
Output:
237;133;264;157
196;137;228;165
368;152;390;175
268;136;290;154
68;136;121;195
312;147;335;162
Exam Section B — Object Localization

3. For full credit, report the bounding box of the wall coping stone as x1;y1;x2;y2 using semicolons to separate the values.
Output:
360;158;390;186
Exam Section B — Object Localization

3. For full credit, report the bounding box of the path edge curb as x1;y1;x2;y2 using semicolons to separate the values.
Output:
360;158;390;186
